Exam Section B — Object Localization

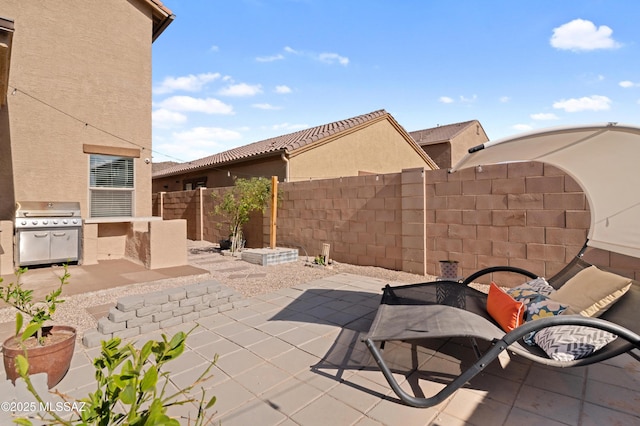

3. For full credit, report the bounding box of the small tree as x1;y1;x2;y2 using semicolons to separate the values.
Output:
212;177;272;253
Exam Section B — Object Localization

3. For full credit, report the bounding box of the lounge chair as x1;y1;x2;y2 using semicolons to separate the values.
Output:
363;123;640;408
363;250;640;407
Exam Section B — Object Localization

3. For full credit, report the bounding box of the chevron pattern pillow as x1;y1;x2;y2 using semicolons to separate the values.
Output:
533;325;617;361
506;277;556;304
523;277;556;296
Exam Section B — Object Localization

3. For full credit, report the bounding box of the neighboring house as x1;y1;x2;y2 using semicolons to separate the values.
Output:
152;109;438;192
410;120;489;169
0;1;186;273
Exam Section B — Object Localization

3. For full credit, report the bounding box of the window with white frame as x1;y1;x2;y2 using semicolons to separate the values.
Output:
89;154;134;217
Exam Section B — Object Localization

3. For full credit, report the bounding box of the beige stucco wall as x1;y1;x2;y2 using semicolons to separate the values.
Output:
152;156;286;192
0;220;13;274
1;0;154;219
148;219;187;269
449;121;489;168
288;118;431;181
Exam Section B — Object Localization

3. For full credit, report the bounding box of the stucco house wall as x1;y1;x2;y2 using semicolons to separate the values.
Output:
152;110;438;192
153;156;286;193
0;1;180;271
288;118;430;181
412;120;489;169
1;0;154;218
449;122;489;168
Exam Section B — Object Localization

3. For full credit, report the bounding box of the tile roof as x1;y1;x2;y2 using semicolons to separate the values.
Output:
148;0;172;16
145;0;174;41
410;120;478;146
154;109;417;178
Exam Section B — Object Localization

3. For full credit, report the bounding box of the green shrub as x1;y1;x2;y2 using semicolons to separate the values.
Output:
14;327;217;425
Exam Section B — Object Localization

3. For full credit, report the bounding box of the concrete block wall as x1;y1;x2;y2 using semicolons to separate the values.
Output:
153;164;640;282
156;190;200;240
401;168;427;275
82;280;247;347
425;162;593;285
271;173;404;270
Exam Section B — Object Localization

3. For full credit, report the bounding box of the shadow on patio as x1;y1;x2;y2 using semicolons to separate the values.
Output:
268;287;534;410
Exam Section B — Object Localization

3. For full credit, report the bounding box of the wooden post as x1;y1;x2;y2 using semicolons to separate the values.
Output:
270;176;278;249
199;187;205;241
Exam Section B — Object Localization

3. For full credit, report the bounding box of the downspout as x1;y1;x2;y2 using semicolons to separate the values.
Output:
281;152;290;182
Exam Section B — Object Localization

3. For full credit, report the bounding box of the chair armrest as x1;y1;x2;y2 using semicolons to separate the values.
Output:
462;266;538;286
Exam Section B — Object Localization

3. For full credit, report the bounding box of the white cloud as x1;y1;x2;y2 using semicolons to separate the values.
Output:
530;113;559;120
271;123;309;131
620;80;640;88
153;73;221;94
513;124;533;131
155;96;234;114
210;45;219;52
499;96;511;103
172;127;242;145
283;46;349;66
318;52;349;66
218;83;263;97
552;95;611;112
459;94;477;103
256;54;285;62
156;127;243;162
252;103;281;110
152;108;187;128
275;85;292;94
439;96;454;104
550;19;621;51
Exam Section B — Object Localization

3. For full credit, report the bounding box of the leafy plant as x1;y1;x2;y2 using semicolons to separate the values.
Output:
314;255;326;266
212;177;273;253
0;266;69;345
14;327;217;425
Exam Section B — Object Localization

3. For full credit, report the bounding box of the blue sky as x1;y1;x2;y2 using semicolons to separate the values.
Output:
151;0;640;163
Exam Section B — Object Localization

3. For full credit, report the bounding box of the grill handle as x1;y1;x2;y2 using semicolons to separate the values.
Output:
23;212;75;217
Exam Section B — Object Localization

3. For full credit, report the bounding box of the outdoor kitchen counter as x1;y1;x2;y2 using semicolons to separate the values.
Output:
84;216;162;224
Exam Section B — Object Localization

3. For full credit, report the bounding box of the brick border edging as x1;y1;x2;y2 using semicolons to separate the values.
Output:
82;280;247;348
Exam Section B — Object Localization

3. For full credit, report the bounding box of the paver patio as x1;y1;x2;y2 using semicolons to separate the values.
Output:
4;272;637;425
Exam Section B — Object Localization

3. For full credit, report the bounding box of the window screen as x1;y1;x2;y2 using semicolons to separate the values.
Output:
89;155;134;217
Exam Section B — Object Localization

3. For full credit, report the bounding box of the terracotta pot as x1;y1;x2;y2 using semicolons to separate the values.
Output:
2;325;76;389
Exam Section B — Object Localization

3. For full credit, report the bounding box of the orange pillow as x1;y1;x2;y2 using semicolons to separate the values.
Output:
487;282;525;332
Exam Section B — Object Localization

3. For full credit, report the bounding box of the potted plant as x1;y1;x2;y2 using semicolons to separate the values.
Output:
14;327;217;425
1;265;75;389
212;177;272;253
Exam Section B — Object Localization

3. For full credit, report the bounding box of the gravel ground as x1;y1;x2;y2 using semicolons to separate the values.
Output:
0;241;434;338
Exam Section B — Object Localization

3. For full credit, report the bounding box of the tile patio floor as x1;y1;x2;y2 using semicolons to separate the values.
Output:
5;273;637;425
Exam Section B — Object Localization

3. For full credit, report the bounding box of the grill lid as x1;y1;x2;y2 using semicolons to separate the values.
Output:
15;201;81;218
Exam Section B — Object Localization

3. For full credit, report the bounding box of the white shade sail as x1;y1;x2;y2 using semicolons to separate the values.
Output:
450;123;640;259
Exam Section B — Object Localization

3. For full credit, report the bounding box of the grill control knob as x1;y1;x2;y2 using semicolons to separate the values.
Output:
43;220;49;225
32;220;38;226
21;220;27;226
62;219;68;224
53;219;59;225
72;219;78;224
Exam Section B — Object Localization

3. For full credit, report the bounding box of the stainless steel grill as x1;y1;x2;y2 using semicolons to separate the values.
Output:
15;201;82;266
